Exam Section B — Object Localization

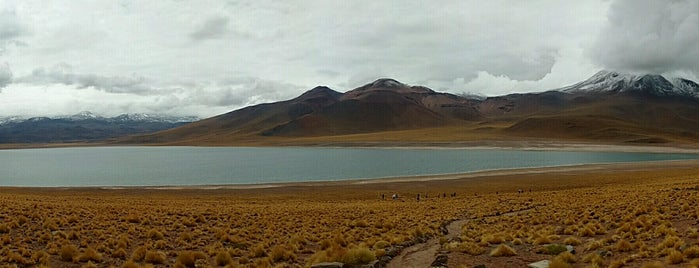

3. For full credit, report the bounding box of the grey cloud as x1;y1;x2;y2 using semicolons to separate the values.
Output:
189;16;230;40
589;0;699;76
192;77;302;107
0;10;29;54
17;63;154;94
0;63;12;89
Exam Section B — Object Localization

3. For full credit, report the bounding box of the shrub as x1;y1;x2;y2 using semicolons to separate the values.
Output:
214;250;233;266
563;237;581;246
121;260;140;268
131;246;147;262
339;247;375;265
372;240;390;249
270;245;296;263
549;256;572;268
251;244;267;258
557;251;576;263
112;248;127;259
60;244;79;262
615;239;633;252
666;249;684;264
542;244;567;255
144;250;166;264
147;229;164;240
684;245;699;258
490;244;516;257
0;223;10;233
176;251;207;268
533;236;552;245
641;261;664;268
78;247;102;262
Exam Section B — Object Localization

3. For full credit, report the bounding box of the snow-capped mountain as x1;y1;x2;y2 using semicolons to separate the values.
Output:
0;112;199;125
560;70;699;98
110;113;199;123
0;112;199;143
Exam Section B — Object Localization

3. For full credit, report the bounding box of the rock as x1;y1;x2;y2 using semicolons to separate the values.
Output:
359;260;380;268
566;245;575;254
311;262;345;268
528;260;549;268
430;254;448;267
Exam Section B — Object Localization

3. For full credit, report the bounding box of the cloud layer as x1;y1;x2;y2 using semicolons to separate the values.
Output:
0;63;12;89
1;0;696;118
589;0;699;76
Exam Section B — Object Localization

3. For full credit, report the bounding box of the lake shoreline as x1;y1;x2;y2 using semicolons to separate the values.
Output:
2;140;699;153
4;159;699;191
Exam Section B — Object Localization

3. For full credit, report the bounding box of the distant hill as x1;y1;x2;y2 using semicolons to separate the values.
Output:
0;112;197;143
125;72;699;146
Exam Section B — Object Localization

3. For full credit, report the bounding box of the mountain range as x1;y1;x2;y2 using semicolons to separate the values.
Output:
0;112;197;143
125;70;699;146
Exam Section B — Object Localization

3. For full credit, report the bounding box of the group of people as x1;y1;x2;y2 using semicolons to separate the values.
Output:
381;192;457;201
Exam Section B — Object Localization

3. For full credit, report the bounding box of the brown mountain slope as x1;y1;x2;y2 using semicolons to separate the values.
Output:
124;76;699;146
126;79;481;144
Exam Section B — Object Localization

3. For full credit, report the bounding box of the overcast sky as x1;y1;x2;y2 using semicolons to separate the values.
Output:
1;0;698;118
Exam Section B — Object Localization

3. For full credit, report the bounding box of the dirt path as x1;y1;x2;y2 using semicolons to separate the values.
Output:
387;219;467;268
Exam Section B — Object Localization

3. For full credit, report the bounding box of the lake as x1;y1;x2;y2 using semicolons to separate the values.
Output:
0;146;697;187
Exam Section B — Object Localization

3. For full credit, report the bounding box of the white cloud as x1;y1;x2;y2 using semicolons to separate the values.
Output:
7;0;683;118
589;0;699;77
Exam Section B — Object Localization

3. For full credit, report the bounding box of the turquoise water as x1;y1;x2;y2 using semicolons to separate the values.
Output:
0;146;697;187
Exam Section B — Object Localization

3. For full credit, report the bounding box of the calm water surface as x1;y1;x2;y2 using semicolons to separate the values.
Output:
0;146;697;187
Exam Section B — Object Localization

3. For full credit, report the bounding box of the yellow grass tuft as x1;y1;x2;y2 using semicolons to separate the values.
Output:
144;250;166;264
78;247;102;262
666;249;684;264
176;251;207;267
615;239;633;252
60;244;79;262
684;245;699;258
549;256;572;268
339;247;375;265
214;250;233;266
641;261;664;268
490;244;516;257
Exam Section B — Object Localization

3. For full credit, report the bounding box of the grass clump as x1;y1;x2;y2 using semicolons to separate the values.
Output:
175;251;207;267
665;249;684;264
214;250;233;266
144;250;166;264
339;247;375;265
490;244;516;257
60;244;79;262
78;247;102;262
542;244;567;255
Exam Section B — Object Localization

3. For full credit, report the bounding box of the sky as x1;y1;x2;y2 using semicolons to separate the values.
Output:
0;0;698;118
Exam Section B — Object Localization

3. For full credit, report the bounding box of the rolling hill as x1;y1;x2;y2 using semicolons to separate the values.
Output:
124;71;699;146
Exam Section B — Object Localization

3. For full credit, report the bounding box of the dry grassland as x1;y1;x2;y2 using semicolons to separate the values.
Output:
1;160;699;268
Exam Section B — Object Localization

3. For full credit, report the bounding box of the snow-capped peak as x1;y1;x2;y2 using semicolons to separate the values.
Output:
66;111;102;121
560;70;699;98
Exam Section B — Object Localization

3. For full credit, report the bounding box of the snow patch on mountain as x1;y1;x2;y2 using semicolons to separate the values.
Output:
560;70;699;98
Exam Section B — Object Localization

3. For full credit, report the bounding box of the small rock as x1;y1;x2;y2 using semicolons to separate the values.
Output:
430;254;448;267
359;260;380;268
378;255;392;263
311;262;345;268
528;260;549;268
566;245;575;254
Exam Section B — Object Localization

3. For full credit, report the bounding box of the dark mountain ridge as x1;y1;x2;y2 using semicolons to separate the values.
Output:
113;71;699;145
0;113;197;143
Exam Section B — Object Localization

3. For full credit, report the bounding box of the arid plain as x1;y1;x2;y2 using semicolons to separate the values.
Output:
2;159;699;267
